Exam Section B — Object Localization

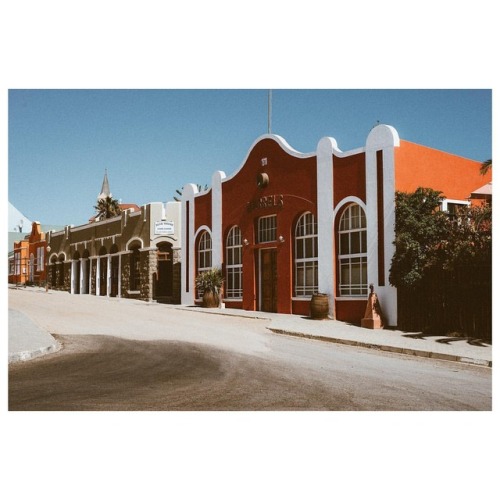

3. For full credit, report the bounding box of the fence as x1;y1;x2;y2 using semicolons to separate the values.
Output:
397;264;492;342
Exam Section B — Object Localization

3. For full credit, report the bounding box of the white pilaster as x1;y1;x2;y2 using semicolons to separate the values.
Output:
96;257;101;296
107;255;111;297
181;183;199;305
365;124;399;326
316;137;337;318
211;170;226;269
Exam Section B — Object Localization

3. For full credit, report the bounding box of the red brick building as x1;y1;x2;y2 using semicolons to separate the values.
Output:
180;124;490;327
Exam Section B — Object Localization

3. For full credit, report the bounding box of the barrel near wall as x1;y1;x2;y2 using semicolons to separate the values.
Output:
310;293;329;320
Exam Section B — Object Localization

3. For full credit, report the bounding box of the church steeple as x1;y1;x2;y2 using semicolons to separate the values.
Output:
97;169;112;201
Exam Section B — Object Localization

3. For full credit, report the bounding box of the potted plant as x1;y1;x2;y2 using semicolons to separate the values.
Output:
195;267;224;308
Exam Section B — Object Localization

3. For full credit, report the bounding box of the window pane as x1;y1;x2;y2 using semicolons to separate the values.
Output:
340;233;349;255
351;232;360;254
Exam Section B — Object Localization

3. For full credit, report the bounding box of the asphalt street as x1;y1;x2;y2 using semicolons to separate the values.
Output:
8;288;491;410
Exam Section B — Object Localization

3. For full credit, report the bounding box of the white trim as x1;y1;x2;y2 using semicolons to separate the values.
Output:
181;183;199;305
211;170;225;269
335;297;367;302
223;134;315;183
125;237;144;250
333;196;367;218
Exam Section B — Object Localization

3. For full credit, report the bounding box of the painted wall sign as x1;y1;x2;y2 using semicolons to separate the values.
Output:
155;220;175;235
247;194;284;212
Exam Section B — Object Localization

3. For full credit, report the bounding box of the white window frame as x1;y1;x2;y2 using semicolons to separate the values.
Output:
294;212;318;297
338;203;368;297
197;231;212;298
198;231;212;273
225;226;243;300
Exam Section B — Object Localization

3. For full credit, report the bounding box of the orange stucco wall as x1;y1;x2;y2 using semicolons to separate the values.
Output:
9;222;48;285
395;140;491;199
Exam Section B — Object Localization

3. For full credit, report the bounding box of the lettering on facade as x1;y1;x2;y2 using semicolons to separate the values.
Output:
155;220;175;235
247;194;284;212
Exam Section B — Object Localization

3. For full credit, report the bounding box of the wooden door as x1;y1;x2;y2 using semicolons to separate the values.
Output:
260;249;277;312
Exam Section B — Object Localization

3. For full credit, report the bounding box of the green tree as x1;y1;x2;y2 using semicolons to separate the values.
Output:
389;187;449;287
94;196;122;220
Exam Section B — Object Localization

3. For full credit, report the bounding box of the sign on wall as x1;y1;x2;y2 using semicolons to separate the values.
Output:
155;220;175;235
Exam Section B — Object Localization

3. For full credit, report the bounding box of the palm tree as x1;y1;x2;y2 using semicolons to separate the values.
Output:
173;184;208;201
480;159;492;176
94;196;122;220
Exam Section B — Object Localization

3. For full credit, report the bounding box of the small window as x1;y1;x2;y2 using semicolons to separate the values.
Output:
258;215;277;243
226;226;243;299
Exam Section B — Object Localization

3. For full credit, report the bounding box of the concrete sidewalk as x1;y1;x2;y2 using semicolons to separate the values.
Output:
166;304;493;367
8;308;61;363
7;285;492;367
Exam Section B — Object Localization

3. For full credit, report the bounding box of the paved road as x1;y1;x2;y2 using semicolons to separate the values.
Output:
8;290;491;410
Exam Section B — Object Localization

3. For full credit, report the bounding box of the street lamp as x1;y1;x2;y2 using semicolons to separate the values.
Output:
45;245;51;292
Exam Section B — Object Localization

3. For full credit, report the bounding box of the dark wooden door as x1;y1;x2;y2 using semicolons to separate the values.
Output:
110;256;119;297
260;249;277;312
100;257;107;296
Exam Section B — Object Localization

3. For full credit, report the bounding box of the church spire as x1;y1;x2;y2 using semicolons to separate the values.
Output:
97;169;112;201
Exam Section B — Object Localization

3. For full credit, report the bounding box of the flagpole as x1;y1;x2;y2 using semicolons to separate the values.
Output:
268;89;272;134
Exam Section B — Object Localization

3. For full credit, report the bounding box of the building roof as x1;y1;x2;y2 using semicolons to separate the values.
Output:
97;169;112;201
470;182;492;199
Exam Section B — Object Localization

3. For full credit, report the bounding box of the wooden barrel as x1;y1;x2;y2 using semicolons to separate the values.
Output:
310;293;329;319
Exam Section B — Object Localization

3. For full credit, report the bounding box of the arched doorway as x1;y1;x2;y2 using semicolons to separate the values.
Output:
155;242;173;302
98;246;108;296
72;251;81;294
58;255;65;287
82;249;90;294
50;255;58;287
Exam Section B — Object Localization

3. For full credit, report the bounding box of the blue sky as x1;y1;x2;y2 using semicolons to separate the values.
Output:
8;89;492;227
2;1;499;496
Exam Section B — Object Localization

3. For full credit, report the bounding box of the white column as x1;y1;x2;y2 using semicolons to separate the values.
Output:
211;170;226;269
181;183;199;305
118;254;122;298
87;257;92;294
365;124;400;326
71;260;76;294
96;257;101;296
316;137;337;318
107;255;111;297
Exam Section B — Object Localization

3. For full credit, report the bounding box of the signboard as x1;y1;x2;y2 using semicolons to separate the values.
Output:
155;220;175;235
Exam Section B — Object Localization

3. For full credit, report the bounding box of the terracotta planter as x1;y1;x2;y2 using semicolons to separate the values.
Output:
310;293;329;319
202;290;219;308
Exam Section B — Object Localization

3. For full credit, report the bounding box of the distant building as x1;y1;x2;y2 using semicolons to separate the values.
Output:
180;124;491;326
9;221;49;286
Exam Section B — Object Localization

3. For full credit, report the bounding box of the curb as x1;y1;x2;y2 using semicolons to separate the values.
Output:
267;328;492;368
8;342;61;364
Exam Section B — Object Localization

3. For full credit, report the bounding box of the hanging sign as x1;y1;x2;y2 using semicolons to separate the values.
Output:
155;220;175;235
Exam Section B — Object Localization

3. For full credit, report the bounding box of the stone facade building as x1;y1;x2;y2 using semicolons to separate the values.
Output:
47;201;182;303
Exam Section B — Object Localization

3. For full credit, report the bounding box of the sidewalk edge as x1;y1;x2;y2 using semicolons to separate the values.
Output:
267;328;492;367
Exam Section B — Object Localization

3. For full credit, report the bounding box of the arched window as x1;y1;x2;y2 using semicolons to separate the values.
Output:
294;212;318;297
338;204;367;296
129;244;141;291
225;226;242;299
198;231;212;273
197;231;212;298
